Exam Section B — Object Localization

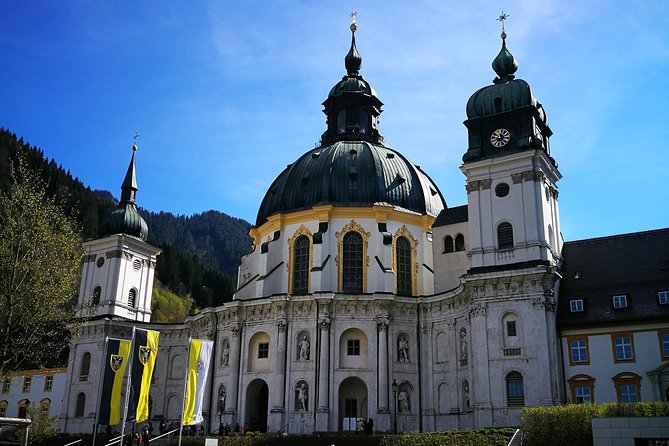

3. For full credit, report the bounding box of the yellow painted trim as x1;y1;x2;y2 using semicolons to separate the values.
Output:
287;225;314;295
251;205;436;244
391;225;419;296
335;220;371;293
4;367;67;377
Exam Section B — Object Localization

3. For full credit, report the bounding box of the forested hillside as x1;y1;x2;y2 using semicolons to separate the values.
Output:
0;128;251;312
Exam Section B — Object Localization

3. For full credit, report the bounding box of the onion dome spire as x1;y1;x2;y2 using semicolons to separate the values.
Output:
101;140;149;241
345;10;362;76
492;12;518;83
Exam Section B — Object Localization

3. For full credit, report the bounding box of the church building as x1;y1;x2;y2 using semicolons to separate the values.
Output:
3;17;667;436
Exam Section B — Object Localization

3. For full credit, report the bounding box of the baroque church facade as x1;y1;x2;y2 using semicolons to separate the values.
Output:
6;20;666;436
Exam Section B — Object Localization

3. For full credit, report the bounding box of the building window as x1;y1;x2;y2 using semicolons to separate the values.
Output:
257;343;269;359
128;289;137;308
506;371;524;407
292;235;310;295
612;333;635;362
506;320;517;337
344;398;357;418
444;235;454;253
570;299;584;312
17;399;29;419
568;337;589;365
347;339;360;356
612;294;628;309
342;231;363;294
80;352;91;381
22;377;31;393
495;182;510;197
40;399;51;418
1;378;9;394
75;393;86;417
92;286;101;305
0;400;7;418
658;330;669;360
613;373;641;403
568;375;595;404
497;222;514;249
396;236;412;296
44;375;55;391
659;290;669;305
454;234;465;251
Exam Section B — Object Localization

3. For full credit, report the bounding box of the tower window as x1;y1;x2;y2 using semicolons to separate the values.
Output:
292;235;310;295
444;235;454;253
337;110;346;134
570;299;584;312
396;236;412;296
359;109;369;134
454;234;465;251
342;231;363;293
506;371;524;407
258;343;269;359
494;97;503;113
495;182;510;197
75;393;86;417
92;286;101;305
128;289;137;308
79;352;91;381
96;257;105;268
497;222;514;249
347;339;360;356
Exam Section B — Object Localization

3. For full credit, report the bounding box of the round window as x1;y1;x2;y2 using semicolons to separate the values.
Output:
133;259;142;270
495;182;510;197
96;257;105;268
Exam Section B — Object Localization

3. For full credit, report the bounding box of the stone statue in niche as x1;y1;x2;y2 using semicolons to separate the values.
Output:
218;386;226;412
222;342;230;367
398;388;410;413
398;336;409;362
463;381;470;409
296;382;308;411
299;335;310;360
460;329;468;360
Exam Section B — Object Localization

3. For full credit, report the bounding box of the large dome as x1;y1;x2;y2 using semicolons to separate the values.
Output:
255;141;445;226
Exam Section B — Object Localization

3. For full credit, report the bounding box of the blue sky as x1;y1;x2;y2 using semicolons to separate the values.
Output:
1;1;667;241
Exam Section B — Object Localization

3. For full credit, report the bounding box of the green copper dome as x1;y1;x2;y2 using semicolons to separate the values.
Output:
101;146;149;241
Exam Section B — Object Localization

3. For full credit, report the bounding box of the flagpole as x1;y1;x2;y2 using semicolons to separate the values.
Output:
119;326;137;445
91;336;109;446
178;336;192;446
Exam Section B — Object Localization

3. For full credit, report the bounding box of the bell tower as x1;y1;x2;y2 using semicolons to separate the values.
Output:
76;143;161;322
461;25;562;270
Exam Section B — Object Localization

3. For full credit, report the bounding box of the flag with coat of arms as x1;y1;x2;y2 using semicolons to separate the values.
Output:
183;339;214;425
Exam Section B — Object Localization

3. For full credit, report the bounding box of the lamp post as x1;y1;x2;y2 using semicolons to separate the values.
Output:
392;379;398;434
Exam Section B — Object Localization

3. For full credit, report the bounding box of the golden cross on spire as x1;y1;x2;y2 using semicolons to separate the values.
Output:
351;9;357;23
497;11;509;32
132;132;139;150
350;9;358;33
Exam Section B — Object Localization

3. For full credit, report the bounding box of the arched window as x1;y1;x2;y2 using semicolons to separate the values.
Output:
454;234;465;251
79;352;91;381
359;109;369;134
75;393;86;417
342;232;363;293
396;236;412;296
40;398;51;418
506;371;524;407
337;110;346;134
17;399;30;419
444;235;454;253
128;289;137;308
92;286;101;305
292;235;310;295
497;222;514;249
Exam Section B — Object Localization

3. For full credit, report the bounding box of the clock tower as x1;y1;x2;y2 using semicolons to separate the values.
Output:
461;29;562;270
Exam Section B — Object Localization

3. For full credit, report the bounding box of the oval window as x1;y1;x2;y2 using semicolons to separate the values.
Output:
495;183;510;197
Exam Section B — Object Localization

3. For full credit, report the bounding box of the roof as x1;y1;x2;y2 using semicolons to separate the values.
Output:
433;205;468;227
557;228;669;329
255;141;446;226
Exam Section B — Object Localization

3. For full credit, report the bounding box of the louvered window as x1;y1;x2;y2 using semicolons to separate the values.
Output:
506;372;524;407
497;222;514;249
444;236;454;253
396;236;412;296
293;236;310;295
128;289;137;308
342;232;363;293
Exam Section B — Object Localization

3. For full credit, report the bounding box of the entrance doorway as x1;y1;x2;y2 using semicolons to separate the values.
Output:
245;379;269;432
338;377;368;431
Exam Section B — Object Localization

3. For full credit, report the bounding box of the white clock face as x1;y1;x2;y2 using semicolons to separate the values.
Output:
490;128;511;148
